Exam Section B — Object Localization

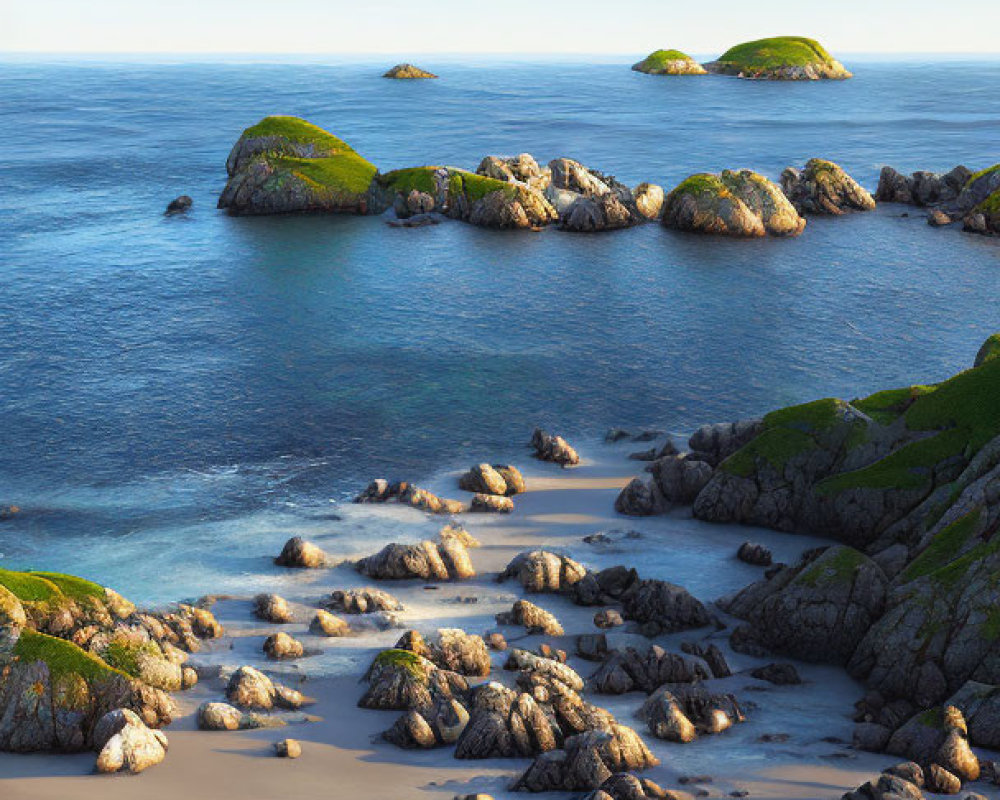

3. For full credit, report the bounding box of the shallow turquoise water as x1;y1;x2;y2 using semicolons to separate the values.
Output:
0;57;998;600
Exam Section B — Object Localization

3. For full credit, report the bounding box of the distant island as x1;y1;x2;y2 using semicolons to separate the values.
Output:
631;49;707;76
383;63;438;79
634;36;851;81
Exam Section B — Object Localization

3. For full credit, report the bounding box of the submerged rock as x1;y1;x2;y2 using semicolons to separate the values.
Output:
165;195;192;215
737;541;772;566
662;170;805;237
383;63;438;79
780;159;875;215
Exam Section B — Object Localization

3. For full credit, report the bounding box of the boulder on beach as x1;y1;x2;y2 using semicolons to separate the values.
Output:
662;170;805;237
582;773;673;800
218;116;378;216
309;610;351;637
358;648;469;711
499;550;588;594
383;63;438;79
395;628;492;677
384;697;470;749
632;49;707;76
704;36;852;80
196;701;263;732
275;536;328;568
453;682;562;758
470;494;514;513
254;593;294;624
326;587;403;615
496;599;564;636
274;738;301;758
226;665;307;711
780;159;875;215
531;428;580;466
588;645;710;694
263;631;304;659
357;539;475;581
93;708;168;774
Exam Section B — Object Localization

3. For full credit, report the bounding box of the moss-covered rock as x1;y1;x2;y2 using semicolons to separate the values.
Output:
975;334;1000;367
218;116;378;215
662;170;805;237
705;36;852;80
632;49;707;76
383;63;437;79
780;158;876;215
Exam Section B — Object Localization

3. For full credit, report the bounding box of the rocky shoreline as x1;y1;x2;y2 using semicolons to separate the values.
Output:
215;116;1000;239
5;335;1000;799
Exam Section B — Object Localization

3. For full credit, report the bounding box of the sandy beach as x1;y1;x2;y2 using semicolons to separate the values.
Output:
0;446;940;799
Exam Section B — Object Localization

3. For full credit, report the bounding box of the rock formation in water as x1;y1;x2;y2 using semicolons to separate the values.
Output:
662;170;806;237
383;64;438;79
703;36;852;80
632;49;707;76
877;163;1000;235
780;159;876;215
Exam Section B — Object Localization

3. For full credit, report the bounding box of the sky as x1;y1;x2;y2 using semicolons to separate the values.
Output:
1;0;997;55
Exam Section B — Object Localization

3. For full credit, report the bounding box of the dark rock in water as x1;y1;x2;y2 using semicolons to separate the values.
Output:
639;684;744;742
737;541;773;567
383;63;438;79
853;721;893;752
780;159;875;215
165;195;192;214
531;428;580;466
593;609;624;629
605;428;632;443
577;634;609;662
927;209;952;227
663;171;805;237
722;546;887;664
680;642;731;678
0;504;19;520
615;452;713;516
386;212;439;228
627;447;658;462
875;165;972;206
749;663;802;685
511;724;658;792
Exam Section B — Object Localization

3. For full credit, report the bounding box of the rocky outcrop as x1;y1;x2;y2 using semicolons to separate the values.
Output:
226;666;307;711
496;600;565;636
662;170;805;237
354;478;465;514
470;494;514;513
326;587;403;614
639;684;745;741
384;697;470;749
263;631;304;659
582;773;674;800
633;183;665;220
309;610;351;637
218;116;378;215
875;166;972;206
383;64;437;79
93;708;168;774
453;681;561;758
619;578;710;636
703;36;852;80
632;49;707;76
196;701;265;731
511;724;658;792
395;629;492;677
737;541;772;566
254;593;294;624
588;645;710;694
721;545;888;664
499;550;588;593
531;428;580;466
780;159;876;215
357;539;475;581
358;649;468;711
477;153;550;191
883;705;979;785
274;536;328;568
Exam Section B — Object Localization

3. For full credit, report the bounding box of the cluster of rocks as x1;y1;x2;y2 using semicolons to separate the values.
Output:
457;462;524;513
357;538;475;581
531;428;580;466
611;335;1000;790
355;478;465;513
877;163;1000;234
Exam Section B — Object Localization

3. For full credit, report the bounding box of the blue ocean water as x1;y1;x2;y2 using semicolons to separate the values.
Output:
0;56;998;601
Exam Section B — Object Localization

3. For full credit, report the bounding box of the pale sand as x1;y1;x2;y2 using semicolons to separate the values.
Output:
0;447;914;800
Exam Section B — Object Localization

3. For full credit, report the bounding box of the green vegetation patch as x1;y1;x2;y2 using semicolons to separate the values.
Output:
13;629;125;684
976;334;1000;367
242;116;351;153
450;169;516;202
669;173;729;200
976;189;1000;216
901;507;983;583
634;49;695;70
378;166;440;196
716;36;836;69
967;164;1000;186
721;398;857;478
796;546;867;587
100;637;162;678
0;569;62;602
28;572;105;603
853;384;939;425
373;648;427;681
271;154;377;195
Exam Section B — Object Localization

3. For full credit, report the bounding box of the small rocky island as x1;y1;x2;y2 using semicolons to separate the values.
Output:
703;36;852;80
631;49;706;76
877;163;1000;235
383;63;438;79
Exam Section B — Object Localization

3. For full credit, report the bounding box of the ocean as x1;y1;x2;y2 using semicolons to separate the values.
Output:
1;55;999;602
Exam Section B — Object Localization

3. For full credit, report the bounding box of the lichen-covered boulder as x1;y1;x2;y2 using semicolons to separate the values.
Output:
383;63;437;79
703;36;852;80
358;648;468;711
275;536;328;568
663;170;805;237
499;550;588;593
218;116;378;215
632;49;707;76
357;539;475;581
496;600;565;636
721;545;887;664
511;724;659;792
780;159;875;215
531;428;580;466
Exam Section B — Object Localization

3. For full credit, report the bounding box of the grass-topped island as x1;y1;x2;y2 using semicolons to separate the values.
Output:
703;36;852;80
632;49;707;76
